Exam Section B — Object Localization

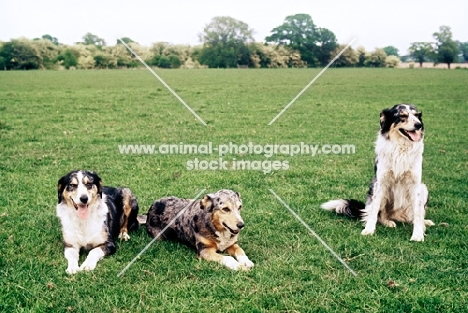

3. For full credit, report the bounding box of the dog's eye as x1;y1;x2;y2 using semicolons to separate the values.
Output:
222;207;231;213
68;184;77;189
238;205;242;211
85;183;93;189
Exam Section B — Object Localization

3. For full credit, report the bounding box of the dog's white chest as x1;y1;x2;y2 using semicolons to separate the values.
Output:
215;231;238;252
57;202;108;248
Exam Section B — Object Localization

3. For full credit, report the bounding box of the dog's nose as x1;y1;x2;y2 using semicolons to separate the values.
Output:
414;123;423;130
237;222;245;229
79;195;88;204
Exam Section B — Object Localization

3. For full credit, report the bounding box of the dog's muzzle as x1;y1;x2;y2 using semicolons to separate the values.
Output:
223;222;242;235
70;197;90;219
399;127;422;142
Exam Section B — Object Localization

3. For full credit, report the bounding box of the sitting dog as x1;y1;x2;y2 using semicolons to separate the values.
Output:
146;189;254;270
56;170;140;274
321;104;434;241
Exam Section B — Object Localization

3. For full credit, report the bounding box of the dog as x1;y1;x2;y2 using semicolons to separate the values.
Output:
56;170;140;274
321;104;434;241
146;189;254;270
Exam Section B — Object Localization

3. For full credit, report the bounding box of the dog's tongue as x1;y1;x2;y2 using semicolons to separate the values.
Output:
408;130;421;142
76;204;89;219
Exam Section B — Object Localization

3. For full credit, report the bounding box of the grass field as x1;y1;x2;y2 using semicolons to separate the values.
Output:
0;68;467;312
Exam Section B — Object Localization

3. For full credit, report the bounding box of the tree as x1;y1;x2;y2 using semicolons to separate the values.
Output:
433;26;459;69
150;42;168;57
78;55;95;69
168;55;182;68
383;46;399;57
73;43;101;69
200;16;253;45
199;43;238;68
111;44;133;68
315;27;338;66
364;48;387;67
56;49;78;69
249;43;271;68
265;14;319;66
82;32;106;47
94;54;112;69
157;55;171;68
458;41;468;62
356;46;366;67
198;16;254;68
249;43;305;68
41;34;59;45
31;38;60;69
0;39;42;70
0;42;5;70
117;37;135;45
409;42;434;67
154;43;191;66
330;44;358;67
385;55;400;68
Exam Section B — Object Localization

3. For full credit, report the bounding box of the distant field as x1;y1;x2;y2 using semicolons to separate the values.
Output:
0;68;467;312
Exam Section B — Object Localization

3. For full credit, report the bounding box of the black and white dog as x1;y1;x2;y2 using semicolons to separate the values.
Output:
321;104;434;241
56;170;140;274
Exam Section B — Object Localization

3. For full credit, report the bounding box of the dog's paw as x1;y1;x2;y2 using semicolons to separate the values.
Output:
66;265;80;275
410;233;425;242
236;256;254;269
118;231;130;241
79;260;97;272
221;256;242;270
424;220;435;227
361;228;375;236
65;265;80;275
381;220;396;228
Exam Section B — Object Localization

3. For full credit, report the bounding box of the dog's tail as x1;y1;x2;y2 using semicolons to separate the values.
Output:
320;199;365;219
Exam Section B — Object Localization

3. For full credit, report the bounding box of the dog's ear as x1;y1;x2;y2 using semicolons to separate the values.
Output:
57;174;68;204
200;193;217;211
234;191;242;204
415;111;423;123
90;171;103;198
234;191;243;209
97;179;103;199
380;108;395;133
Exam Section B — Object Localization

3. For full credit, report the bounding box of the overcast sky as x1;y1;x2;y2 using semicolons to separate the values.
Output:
1;0;466;55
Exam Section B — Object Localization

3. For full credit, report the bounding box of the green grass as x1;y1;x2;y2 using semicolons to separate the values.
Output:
0;68;467;312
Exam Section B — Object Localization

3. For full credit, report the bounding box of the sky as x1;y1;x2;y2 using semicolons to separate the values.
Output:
1;0;466;55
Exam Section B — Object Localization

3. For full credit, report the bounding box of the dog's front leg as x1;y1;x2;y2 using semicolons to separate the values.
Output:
410;183;433;242
64;246;80;274
80;247;105;271
361;182;383;236
226;243;254;269
198;245;243;270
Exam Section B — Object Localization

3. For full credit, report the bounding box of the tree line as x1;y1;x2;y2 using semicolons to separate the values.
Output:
0;14;466;70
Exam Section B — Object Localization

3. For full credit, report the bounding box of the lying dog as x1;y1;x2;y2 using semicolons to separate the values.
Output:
146;189;254;270
56;170;140;274
321;104;434;241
